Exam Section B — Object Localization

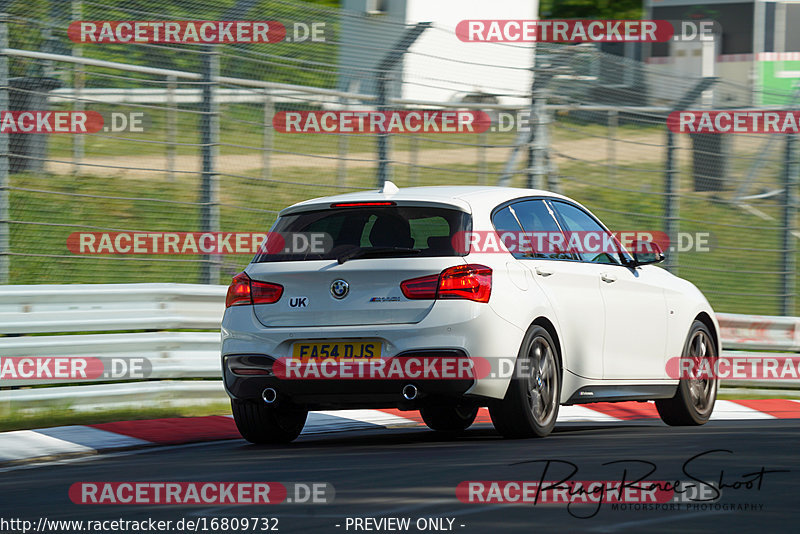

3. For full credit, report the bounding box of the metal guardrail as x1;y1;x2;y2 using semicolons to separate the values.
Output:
0;283;226;334
0;284;798;410
0;381;228;411
0;332;220;386
717;312;800;352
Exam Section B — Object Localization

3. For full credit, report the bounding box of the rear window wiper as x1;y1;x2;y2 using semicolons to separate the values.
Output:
337;247;422;264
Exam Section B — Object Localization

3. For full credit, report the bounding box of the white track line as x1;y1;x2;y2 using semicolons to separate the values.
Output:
710;400;776;420
0;430;94;462
35;425;151;449
557;405;623;422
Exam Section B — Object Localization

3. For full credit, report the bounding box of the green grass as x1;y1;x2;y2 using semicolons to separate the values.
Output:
7;118;799;316
45;103;520;159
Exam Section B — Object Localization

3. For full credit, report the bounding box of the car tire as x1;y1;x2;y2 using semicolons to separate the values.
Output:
231;399;308;444
420;402;479;432
490;325;561;438
656;320;718;426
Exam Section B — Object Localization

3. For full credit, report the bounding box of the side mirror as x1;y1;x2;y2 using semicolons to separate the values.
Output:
628;240;665;266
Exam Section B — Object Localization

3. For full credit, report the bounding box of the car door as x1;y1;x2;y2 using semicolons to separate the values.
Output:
548;200;669;380
494;199;605;379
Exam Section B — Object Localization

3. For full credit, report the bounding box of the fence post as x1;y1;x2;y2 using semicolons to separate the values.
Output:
375;22;430;187
165;75;177;182
199;46;219;284
664;77;718;274
262;87;273;181
337;96;347;186
607;108;617;185
526;94;549;189
71;0;83;177
781;134;798;315
409;134;419;186
478;128;487;185
664;127;679;274
375;74;391;186
0;3;8;285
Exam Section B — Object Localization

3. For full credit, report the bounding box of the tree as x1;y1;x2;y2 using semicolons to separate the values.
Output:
539;0;643;20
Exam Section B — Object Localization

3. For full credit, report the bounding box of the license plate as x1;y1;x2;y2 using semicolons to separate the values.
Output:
292;341;381;361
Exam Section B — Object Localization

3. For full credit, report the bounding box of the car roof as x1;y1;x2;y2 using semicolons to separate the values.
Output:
279;185;573;216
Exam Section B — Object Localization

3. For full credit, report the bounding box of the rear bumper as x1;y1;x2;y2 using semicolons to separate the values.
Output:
224;352;474;410
221;299;524;405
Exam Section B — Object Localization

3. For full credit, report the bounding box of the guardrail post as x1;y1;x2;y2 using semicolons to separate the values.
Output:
782;133;799;315
199;46;220;284
0;3;9;285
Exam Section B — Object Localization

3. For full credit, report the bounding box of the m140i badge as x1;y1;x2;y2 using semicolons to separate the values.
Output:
330;279;349;299
369;296;401;302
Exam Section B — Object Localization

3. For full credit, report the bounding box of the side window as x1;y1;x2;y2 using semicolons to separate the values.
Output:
492;206;522;232
550;201;621;265
490;206;522;257
510;199;574;260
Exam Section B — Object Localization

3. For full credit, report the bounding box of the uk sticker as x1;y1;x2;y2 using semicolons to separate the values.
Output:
289;297;309;308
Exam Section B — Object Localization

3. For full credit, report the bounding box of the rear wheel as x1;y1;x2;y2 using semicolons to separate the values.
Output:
420;401;479;432
490;325;561;438
231;399;308;444
656;320;718;426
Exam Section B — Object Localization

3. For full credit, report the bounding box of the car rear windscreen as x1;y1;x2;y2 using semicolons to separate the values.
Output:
254;206;471;262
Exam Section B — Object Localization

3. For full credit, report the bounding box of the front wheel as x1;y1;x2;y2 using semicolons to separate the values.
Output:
490;325;561;438
656;320;718;426
231;399;308;444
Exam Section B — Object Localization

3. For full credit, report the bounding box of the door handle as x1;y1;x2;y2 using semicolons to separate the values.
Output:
601;272;617;283
535;266;554;277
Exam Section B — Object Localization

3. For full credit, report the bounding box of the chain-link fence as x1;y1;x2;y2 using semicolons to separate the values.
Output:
0;0;798;317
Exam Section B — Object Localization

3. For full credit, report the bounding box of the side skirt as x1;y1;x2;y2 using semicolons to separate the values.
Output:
565;384;678;405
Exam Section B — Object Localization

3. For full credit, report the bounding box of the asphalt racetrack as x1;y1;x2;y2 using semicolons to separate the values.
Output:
1;419;797;533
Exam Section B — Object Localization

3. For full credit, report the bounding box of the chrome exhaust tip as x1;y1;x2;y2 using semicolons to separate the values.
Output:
402;383;418;401
262;387;278;404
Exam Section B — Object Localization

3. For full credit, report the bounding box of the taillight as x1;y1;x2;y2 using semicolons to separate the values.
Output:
400;274;439;300
330;201;396;208
226;272;252;308
439;264;492;302
401;264;492;303
225;272;283;308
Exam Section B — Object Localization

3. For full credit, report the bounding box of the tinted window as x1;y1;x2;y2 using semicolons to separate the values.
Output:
550;201;621;264
492;206;522;232
255;206;470;262
508;199;573;260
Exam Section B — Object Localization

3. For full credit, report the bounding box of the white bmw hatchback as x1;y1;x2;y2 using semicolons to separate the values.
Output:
221;184;719;443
